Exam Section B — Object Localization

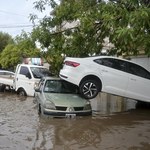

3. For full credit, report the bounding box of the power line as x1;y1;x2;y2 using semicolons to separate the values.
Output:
0;9;27;17
0;24;38;29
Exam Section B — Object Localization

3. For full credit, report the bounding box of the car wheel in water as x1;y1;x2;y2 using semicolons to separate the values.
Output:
79;79;100;99
18;89;27;96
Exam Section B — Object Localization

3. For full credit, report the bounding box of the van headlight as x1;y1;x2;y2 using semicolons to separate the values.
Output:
84;101;92;110
44;101;56;110
34;82;39;89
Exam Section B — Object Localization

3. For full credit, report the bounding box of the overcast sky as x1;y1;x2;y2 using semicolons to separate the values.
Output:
0;0;48;37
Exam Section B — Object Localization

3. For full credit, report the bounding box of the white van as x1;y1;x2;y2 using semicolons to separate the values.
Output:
0;63;51;96
13;64;51;96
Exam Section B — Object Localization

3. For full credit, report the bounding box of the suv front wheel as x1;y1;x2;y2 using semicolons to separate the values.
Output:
79;79;100;99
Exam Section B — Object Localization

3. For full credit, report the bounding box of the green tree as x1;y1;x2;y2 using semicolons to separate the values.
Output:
0;44;19;69
106;0;150;56
31;0;150;75
15;32;41;58
0;32;14;52
0;32;41;70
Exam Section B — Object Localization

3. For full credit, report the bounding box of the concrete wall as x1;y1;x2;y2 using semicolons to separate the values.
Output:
90;93;136;115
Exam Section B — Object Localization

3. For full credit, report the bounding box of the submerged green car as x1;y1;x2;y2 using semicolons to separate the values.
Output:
34;77;92;117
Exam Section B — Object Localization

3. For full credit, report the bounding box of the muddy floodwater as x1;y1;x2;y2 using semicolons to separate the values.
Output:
0;92;150;150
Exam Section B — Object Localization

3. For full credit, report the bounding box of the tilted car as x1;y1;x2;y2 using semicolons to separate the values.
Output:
34;77;92;117
59;56;150;102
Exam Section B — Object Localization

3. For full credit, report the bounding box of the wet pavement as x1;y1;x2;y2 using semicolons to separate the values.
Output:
0;92;150;150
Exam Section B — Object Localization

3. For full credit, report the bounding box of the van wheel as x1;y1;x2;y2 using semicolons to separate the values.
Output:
79;79;100;99
0;84;6;92
18;89;27;96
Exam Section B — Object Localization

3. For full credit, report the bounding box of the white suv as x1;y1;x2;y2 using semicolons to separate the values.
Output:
60;56;150;102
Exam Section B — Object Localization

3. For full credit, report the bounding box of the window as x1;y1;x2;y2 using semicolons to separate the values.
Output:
44;80;78;93
19;66;31;78
94;58;113;68
94;58;127;72
30;67;51;79
127;62;150;79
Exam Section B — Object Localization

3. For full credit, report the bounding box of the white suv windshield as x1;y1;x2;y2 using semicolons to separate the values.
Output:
30;67;51;78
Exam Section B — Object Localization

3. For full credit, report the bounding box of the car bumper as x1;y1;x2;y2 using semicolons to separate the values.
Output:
43;108;92;117
59;69;81;86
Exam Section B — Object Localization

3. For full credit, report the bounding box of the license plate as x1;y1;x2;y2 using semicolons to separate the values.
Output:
66;114;76;118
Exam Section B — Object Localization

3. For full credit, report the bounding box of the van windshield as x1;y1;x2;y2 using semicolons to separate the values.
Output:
30;67;51;78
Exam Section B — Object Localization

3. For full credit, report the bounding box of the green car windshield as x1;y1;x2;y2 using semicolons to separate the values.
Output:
44;80;78;94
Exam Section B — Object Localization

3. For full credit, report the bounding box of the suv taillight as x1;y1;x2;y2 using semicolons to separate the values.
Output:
65;61;80;67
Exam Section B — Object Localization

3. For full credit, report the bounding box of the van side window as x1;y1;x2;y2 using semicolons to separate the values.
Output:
20;66;31;78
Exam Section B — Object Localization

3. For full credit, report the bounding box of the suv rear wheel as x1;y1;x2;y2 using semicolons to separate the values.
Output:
79;79;100;99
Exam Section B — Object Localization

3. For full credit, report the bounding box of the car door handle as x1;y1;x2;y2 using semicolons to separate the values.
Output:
130;78;136;81
102;70;108;72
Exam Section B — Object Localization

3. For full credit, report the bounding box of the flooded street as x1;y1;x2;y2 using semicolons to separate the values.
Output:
0;92;150;150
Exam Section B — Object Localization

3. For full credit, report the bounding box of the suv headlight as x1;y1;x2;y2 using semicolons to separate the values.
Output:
84;101;92;110
44;101;56;110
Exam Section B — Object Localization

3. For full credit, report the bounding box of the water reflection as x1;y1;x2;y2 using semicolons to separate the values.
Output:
0;92;150;150
32;111;150;150
33;117;103;150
